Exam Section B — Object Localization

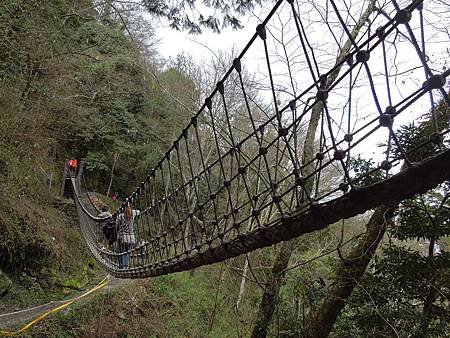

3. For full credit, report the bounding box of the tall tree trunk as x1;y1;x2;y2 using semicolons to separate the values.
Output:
250;2;376;337
106;152;119;198
251;240;297;338
418;272;438;337
305;204;394;338
208;263;225;334
236;174;265;311
236;254;250;310
103;0;115;20
417;232;438;337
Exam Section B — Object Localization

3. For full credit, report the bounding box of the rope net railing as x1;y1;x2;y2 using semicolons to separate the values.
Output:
71;0;450;278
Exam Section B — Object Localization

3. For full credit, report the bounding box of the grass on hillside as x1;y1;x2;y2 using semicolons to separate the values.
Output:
18;266;254;338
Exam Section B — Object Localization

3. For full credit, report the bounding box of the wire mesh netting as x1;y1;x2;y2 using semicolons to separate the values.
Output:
71;0;449;278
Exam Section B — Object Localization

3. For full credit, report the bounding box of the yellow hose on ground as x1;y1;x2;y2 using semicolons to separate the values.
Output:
0;276;110;336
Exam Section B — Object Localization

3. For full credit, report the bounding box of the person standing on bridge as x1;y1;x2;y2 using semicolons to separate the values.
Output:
117;202;140;268
98;207;113;250
68;158;78;177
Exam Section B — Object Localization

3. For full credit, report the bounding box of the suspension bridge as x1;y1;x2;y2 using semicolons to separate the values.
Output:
71;0;449;279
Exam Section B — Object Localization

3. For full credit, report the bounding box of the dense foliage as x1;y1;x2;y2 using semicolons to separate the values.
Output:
0;0;196;305
141;0;262;33
334;102;450;337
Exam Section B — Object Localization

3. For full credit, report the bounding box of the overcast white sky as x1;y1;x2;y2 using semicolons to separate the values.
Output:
151;2;270;62
155;19;256;61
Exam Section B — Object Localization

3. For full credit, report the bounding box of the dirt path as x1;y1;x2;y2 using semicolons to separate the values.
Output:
0;276;128;329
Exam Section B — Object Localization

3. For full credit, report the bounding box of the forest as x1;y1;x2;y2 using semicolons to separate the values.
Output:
0;0;449;337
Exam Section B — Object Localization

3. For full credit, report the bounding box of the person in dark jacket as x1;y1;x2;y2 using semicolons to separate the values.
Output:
98;207;113;250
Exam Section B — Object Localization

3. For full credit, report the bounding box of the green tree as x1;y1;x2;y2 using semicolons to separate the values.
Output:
333;99;450;337
141;0;262;33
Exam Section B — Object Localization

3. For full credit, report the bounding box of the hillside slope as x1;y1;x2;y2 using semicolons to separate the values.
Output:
0;0;193;310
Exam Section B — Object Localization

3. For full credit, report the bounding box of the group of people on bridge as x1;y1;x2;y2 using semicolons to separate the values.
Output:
66;158;142;269
98;203;141;269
